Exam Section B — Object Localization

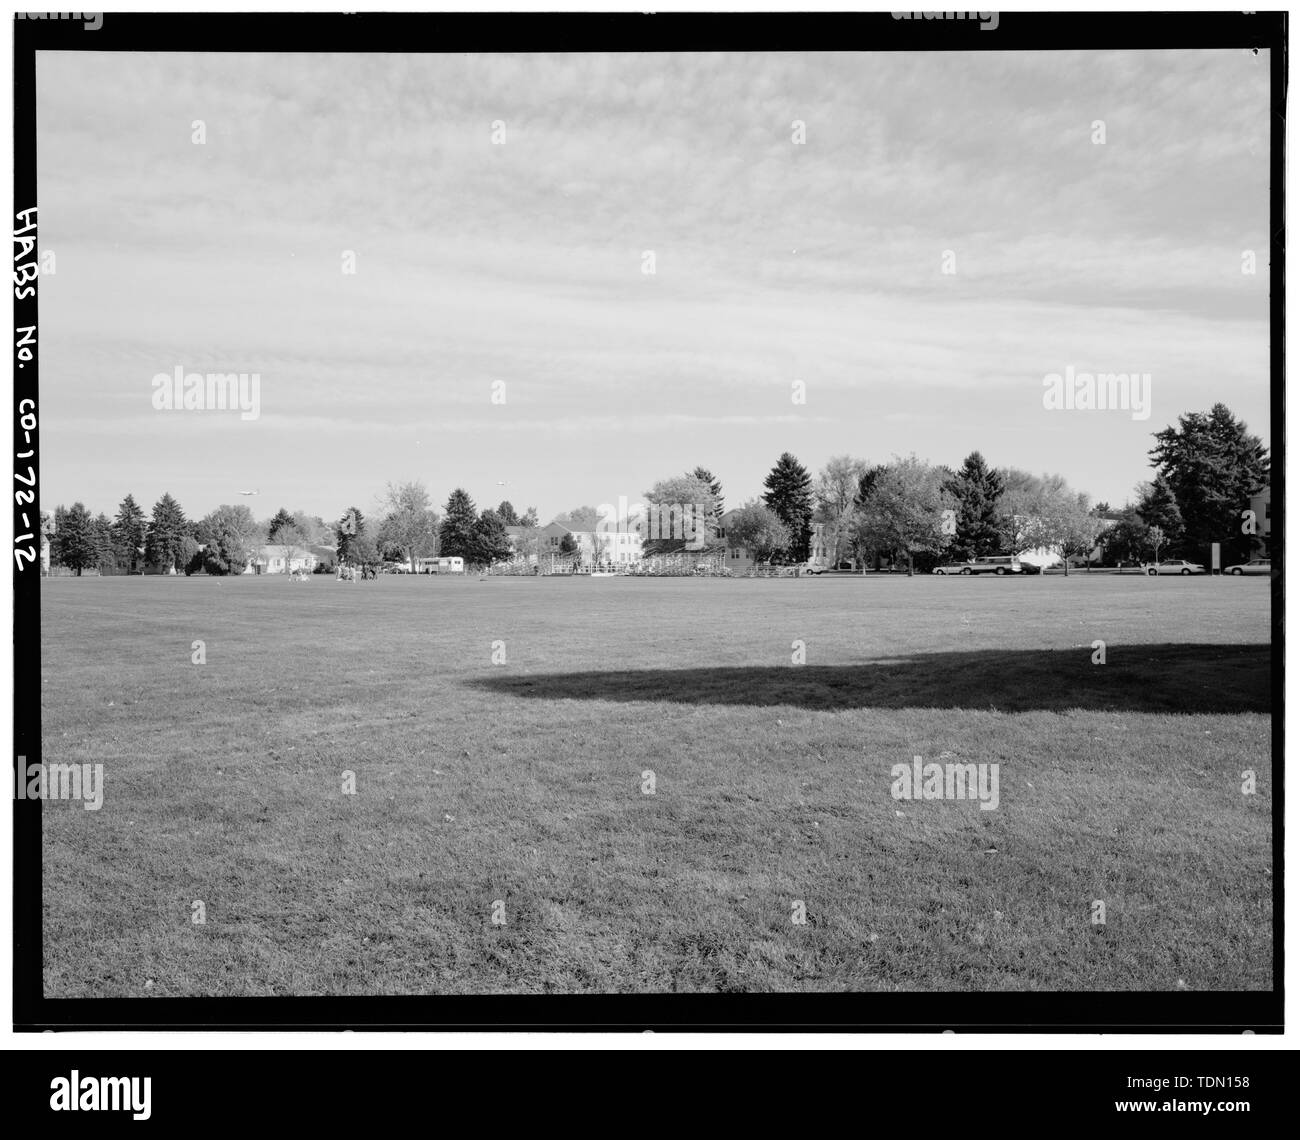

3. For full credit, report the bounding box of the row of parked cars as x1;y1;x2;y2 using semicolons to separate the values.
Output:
931;556;1272;576
1143;557;1271;576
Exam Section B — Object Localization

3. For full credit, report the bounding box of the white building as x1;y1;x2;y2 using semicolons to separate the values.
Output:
569;528;644;566
249;545;318;574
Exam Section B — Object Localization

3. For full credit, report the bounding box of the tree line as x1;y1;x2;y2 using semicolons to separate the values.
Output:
45;402;1267;575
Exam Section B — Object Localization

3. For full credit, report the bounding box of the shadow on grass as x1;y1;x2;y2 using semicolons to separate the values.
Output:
469;644;1271;714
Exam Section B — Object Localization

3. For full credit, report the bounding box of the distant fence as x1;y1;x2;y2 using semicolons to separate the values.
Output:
485;552;737;577
486;560;538;576
46;565;167;577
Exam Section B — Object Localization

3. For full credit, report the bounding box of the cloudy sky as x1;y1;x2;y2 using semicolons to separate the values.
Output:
36;49;1270;525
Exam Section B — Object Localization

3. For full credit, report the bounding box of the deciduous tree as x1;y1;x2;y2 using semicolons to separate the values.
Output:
378;482;438;571
851;455;955;576
815;454;868;567
641;473;722;554
724;501;791;566
195;504;258;575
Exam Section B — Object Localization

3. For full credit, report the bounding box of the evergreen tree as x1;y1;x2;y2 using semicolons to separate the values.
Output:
52;502;97;575
267;507;296;542
496;501;520;526
112;493;148;573
472;508;513;567
438;488;480;561
1149;403;1269;561
145;493;190;572
945;451;1005;560
689;467;725;522
91;512;117;574
337;507;365;566
762;452;814;561
857;464;887;503
1137;475;1184;558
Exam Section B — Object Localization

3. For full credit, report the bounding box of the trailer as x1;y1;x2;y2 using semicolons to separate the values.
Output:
415;557;466;574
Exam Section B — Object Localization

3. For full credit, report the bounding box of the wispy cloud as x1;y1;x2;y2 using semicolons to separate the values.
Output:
37;49;1270;519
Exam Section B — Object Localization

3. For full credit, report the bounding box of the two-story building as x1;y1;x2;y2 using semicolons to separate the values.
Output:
569;528;644;566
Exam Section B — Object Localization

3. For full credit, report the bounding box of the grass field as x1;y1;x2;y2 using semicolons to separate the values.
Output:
40;573;1273;995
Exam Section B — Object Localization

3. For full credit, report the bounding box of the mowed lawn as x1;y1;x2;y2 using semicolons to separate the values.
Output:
40;573;1273;995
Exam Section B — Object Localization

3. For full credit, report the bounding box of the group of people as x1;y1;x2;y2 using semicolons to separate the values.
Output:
337;564;377;581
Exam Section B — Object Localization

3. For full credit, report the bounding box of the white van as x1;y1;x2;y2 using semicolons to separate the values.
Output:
968;555;1022;576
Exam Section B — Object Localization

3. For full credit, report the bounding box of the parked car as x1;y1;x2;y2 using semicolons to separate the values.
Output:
968;555;1024;576
932;561;974;575
800;560;824;575
1144;559;1206;576
1225;558;1271;576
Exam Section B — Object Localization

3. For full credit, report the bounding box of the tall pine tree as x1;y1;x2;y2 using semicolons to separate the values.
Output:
496;501;520;526
689;466;724;523
92;513;116;573
337;507;365;566
145;493;190;572
472;508;513;567
762;452;814;562
946;451;1005;560
438;488;480;561
52;503;97;575
112;493;148;573
267;507;294;537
